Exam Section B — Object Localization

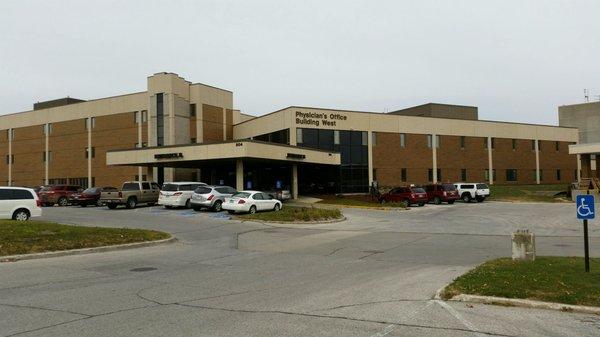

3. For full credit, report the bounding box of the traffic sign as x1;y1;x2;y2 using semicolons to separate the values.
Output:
576;195;595;220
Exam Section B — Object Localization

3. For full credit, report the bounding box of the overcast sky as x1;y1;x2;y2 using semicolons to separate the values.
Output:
1;0;599;125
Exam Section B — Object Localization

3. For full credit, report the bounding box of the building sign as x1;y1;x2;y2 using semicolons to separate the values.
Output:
287;153;306;159
154;152;183;159
295;111;348;127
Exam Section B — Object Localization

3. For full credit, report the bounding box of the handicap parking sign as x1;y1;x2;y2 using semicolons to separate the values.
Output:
576;195;595;220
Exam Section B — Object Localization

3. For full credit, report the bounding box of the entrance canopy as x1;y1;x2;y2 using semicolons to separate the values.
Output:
106;140;340;167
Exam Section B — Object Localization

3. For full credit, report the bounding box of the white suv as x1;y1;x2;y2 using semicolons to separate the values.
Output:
158;182;206;208
0;187;43;221
454;183;490;203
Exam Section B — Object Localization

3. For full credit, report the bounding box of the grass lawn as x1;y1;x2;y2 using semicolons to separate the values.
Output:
238;206;342;222
489;184;570;202
443;257;600;307
0;220;170;256
315;194;406;208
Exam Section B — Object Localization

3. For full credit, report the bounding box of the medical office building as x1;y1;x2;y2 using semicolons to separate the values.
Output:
0;72;579;198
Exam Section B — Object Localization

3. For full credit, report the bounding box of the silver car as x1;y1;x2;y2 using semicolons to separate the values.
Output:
190;185;237;212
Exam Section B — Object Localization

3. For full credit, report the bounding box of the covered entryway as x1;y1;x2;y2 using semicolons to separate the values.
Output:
106;140;341;199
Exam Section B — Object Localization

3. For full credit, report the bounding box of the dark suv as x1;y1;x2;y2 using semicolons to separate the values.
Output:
70;187;117;207
379;186;428;206
424;183;459;204
38;185;82;206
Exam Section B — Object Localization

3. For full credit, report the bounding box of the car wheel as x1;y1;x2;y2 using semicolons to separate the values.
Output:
434;196;441;205
273;203;281;211
107;203;118;209
58;197;68;206
448;200;455;205
12;209;30;221
165;205;172;209
184;199;191;209
126;197;137;209
249;205;257;214
476;196;485;203
402;200;410;208
80;203;87;208
213;201;223;212
418;202;425;207
96;199;103;207
462;193;471;203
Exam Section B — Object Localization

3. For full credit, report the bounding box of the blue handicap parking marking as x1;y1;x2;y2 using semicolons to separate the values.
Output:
576;195;595;220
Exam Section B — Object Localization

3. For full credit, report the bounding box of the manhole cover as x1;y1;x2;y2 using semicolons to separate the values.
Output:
130;267;157;272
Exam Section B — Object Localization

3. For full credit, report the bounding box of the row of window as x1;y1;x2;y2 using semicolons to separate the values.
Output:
373;168;575;183
371;132;565;151
5;148;96;164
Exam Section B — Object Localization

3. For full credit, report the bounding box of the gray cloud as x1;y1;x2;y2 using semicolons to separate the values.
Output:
1;0;599;125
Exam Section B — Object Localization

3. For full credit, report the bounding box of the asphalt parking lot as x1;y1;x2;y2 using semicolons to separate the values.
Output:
1;201;599;337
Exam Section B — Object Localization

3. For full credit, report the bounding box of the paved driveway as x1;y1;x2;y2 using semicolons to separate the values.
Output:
1;202;599;337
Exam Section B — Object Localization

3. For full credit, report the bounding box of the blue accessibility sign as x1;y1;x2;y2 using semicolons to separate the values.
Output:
576;195;595;220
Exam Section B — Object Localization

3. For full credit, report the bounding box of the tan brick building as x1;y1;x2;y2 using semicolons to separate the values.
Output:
0;72;579;196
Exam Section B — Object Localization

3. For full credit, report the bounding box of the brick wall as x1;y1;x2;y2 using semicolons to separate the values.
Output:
12;125;45;187
202;104;224;142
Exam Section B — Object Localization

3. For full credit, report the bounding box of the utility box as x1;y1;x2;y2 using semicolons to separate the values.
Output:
512;230;536;261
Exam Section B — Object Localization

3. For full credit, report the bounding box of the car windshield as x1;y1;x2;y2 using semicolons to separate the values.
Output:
194;186;212;194
442;183;456;191
476;183;489;189
161;184;179;192
83;188;99;193
411;187;426;193
232;192;251;198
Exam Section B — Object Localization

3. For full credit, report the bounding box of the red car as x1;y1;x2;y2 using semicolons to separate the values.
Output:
379;186;428;206
424;183;459;204
38;185;82;206
70;187;117;207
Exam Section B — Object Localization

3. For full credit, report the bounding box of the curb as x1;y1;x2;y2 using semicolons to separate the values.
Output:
0;236;177;263
235;216;347;225
449;294;600;315
315;203;408;211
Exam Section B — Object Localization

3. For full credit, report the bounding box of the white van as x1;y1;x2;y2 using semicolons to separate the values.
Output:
158;182;206;208
0;187;43;221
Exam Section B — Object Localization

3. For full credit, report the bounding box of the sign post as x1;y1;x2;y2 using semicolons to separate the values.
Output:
576;194;595;272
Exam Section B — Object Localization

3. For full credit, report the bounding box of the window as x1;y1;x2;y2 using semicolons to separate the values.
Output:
0;189;34;200
6;154;14;164
531;140;536;151
485;169;496;182
556;169;561;181
156;93;164;146
252;193;264;200
334;130;340;145
534;169;543;181
8;129;14;141
372;169;377;181
427;134;440;148
190;104;196;117
461;169;467;181
401;168;407;182
296;128;303;144
555;141;560;152
436;135;441;148
191;138;197;144
506;169;518;182
43;151;51;162
43;123;52;135
134;175;148;181
400;133;406;148
460;136;465;149
428;169;433;182
134;111;139;124
512;139;517;150
484;138;488;149
427;134;433;148
85;117;96;130
361;131;368;146
371;132;376;146
85;147;95;159
491;138;495;149
141;182;151;190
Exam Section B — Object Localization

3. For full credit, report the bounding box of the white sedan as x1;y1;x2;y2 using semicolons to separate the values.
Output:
222;190;283;214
